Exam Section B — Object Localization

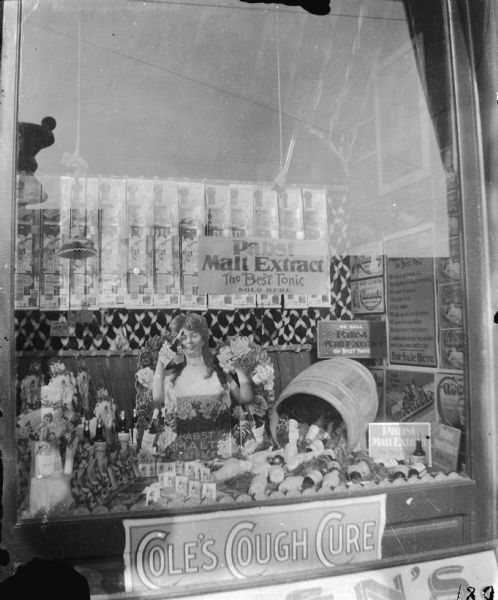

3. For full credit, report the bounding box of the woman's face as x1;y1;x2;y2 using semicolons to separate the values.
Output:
179;327;204;358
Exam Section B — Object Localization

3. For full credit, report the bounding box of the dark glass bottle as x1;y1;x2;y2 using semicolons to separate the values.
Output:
83;417;92;443
130;408;138;444
411;434;427;464
94;417;106;442
117;410;128;433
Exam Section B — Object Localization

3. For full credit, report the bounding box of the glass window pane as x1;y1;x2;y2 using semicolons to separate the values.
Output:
14;0;467;526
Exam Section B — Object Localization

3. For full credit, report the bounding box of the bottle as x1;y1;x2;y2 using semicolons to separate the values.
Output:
36;442;56;478
305;415;326;443
411;434;427;465
117;410;130;448
158;407;165;430
117;410;128;433
141;408;158;454
130;408;138;445
94;417;107;460
83;417;92;443
94;417;106;442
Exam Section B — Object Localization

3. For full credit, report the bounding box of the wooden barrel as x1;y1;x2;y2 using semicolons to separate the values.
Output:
269;357;378;452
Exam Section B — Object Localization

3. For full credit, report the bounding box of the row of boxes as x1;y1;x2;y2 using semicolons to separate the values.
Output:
15;175;332;310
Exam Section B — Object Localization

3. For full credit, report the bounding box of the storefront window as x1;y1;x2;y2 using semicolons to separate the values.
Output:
14;0;467;526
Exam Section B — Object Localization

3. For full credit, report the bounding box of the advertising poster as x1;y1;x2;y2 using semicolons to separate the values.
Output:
349;241;384;282
99;177;127;307
317;320;387;359
126;179;154;308
68;177;99;310
431;422;462;472
15;204;39;309
439;327;464;371
39;175;70;310
153;180;180;308
302;188;330;307
205;184;234;310
351;277;385;315
386;229;437;367
369;422;432;465
229;184;256;307
436;372;465;431
124;495;386;594
438;282;463;329
385;369;435;423
198;237;329;297
178;182;207;310
436;235;461;284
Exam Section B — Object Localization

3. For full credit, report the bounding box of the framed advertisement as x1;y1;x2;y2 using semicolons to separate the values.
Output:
375;37;430;195
385;227;437;368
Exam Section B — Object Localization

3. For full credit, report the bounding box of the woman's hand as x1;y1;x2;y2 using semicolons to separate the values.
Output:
158;341;175;367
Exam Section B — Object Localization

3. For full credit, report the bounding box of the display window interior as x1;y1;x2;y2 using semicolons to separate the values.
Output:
13;0;467;522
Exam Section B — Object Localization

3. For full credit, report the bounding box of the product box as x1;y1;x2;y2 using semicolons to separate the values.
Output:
66;176;100;310
230;184;256;307
99;178;127;307
178;182;207;309
39;175;70;310
253;187;279;239
279;187;304;240
302;187;328;240
15;202;40;309
126;179;154;308
254;187;279;308
153;180;181;308
205;184;234;310
302;188;330;307
280;187;307;309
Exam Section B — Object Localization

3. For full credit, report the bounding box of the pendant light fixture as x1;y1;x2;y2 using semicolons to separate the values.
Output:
59;10;96;260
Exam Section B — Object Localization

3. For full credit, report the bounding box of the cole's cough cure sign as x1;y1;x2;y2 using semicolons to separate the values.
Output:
123;496;386;593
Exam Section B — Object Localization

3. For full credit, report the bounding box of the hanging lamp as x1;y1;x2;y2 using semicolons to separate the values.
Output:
59;10;96;260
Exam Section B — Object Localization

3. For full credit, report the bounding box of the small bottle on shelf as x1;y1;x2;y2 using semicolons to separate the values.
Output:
94;417;107;460
117;410;128;433
83;417;92;444
130;408;139;445
411;434;427;465
141;408;159;454
117;410;130;448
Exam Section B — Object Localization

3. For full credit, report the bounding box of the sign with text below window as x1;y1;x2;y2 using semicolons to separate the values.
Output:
198;237;329;296
317;320;387;359
182;550;498;600
123;495;386;594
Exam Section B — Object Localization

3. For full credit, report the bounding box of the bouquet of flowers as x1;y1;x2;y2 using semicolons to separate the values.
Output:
93;386;116;433
217;335;275;438
217;335;274;389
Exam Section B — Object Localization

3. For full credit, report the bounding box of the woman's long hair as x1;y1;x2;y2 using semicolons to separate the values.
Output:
168;313;227;386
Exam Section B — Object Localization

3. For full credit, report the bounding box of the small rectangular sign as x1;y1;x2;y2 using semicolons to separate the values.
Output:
49;321;70;337
198;237;329;296
351;277;385;314
123;495;386;593
431;422;461;472
317;320;387;359
368;422;432;466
